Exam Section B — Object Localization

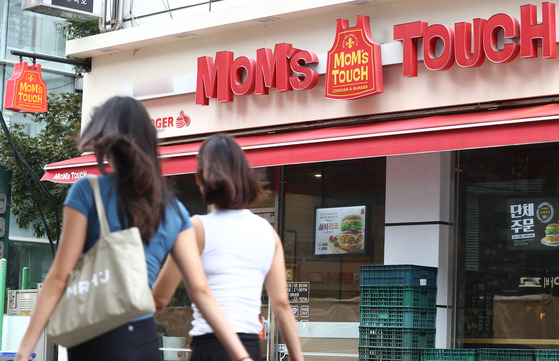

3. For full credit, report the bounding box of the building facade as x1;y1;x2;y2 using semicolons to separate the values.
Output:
43;0;559;359
1;0;78;289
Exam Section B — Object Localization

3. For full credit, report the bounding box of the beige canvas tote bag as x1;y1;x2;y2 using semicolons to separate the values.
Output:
46;175;155;347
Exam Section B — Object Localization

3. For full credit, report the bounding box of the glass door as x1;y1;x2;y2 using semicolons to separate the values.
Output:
272;158;386;361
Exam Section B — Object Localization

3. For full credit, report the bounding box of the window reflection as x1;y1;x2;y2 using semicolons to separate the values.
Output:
164;158;386;359
281;158;385;357
457;144;559;349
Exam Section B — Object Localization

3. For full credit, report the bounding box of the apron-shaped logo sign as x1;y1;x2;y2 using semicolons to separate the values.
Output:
325;15;383;100
4;61;48;113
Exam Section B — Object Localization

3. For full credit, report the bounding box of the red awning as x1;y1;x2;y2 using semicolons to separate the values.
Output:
42;103;559;183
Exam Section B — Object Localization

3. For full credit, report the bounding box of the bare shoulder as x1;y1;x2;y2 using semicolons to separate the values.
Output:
191;215;205;254
268;223;282;246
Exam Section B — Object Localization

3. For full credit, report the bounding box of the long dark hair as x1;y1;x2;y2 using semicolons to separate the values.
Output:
78;96;169;244
196;133;263;209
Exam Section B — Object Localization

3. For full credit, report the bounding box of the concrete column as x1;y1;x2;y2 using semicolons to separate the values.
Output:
384;152;455;348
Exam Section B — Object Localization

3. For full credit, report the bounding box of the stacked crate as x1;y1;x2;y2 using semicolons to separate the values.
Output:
421;349;479;361
534;349;559;361
479;349;534;361
419;349;554;361
359;265;438;361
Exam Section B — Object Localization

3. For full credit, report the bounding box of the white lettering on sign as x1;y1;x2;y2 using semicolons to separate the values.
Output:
519;276;559;288
509;203;536;245
286;282;310;303
52;171;88;181
66;269;110;298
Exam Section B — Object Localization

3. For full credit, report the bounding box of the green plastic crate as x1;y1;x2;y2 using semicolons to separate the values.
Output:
359;327;436;348
360;306;436;328
359;346;421;361
361;285;437;308
535;349;559;361
479;349;534;361
421;349;478;361
361;265;437;288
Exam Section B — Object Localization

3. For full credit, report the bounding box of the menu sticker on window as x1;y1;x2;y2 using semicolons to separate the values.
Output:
314;205;367;256
286;282;310;303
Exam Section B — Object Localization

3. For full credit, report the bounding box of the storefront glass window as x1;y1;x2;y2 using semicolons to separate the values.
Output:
160;157;385;360
280;158;385;359
457;143;559;349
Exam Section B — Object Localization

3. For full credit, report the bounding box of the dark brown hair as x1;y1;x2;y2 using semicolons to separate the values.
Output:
78;96;171;244
196;134;263;209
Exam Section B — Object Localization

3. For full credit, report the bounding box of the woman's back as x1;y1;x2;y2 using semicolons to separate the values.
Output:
65;174;191;286
190;209;275;336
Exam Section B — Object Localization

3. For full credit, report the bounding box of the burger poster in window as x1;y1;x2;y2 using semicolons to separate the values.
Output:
314;205;367;256
507;197;559;251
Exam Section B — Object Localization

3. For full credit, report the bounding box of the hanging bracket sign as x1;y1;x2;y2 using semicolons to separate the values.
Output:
4;61;48;113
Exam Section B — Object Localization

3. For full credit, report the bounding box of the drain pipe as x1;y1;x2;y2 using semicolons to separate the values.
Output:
0;258;6;350
99;0;124;32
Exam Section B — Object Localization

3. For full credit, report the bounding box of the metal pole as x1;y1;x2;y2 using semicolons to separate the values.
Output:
22;266;29;289
10;50;91;72
0;258;7;350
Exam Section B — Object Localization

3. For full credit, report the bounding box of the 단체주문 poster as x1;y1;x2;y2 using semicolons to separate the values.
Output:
507;197;559;251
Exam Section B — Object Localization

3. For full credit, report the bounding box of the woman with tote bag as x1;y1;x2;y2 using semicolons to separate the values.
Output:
15;97;253;361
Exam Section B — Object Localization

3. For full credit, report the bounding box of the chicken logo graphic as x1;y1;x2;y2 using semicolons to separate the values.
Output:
176;110;191;128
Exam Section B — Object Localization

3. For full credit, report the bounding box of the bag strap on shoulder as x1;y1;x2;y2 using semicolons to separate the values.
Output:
88;175;110;236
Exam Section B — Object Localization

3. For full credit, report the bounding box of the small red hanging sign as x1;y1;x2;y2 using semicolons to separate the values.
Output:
325;15;383;100
4;61;48;113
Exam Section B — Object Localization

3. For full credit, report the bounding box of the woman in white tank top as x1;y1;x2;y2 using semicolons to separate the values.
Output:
153;134;305;361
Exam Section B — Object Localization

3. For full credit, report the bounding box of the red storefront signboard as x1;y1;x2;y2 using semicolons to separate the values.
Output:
196;43;319;105
195;3;553;105
195;17;384;105
393;2;556;76
4;61;48;113
325;15;383;99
